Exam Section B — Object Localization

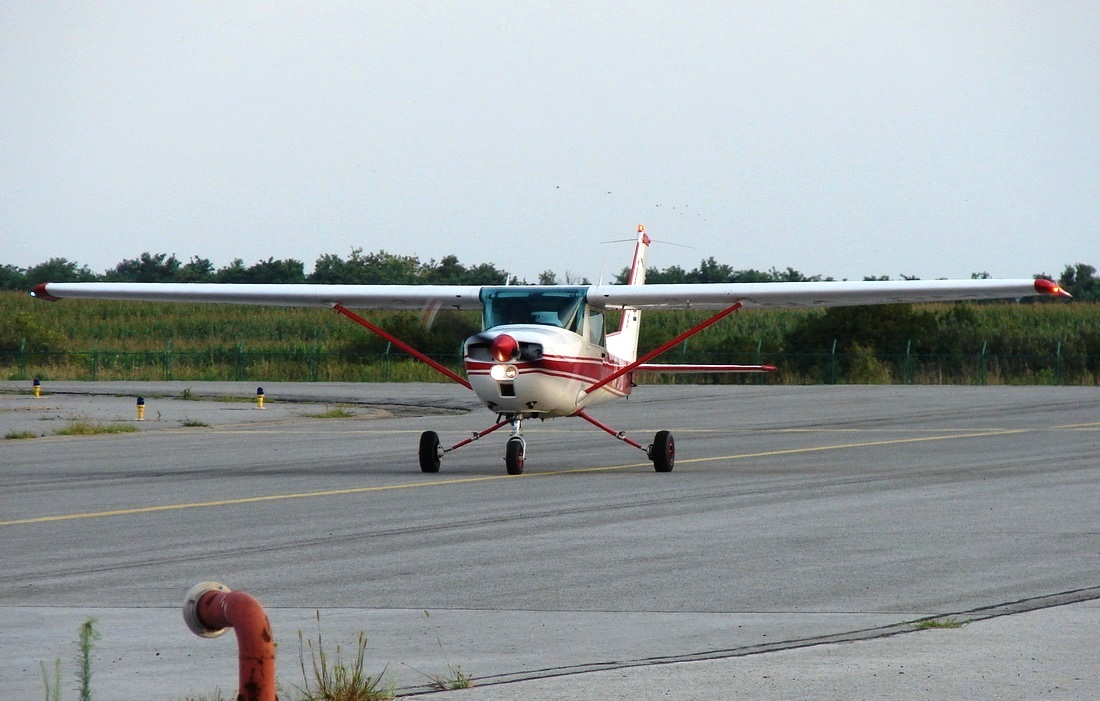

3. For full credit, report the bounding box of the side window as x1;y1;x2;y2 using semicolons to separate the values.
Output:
587;310;605;345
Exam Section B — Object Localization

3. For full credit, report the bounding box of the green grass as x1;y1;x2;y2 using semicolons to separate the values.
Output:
304;407;358;419
413;610;474;692
3;291;1095;384
5;429;38;439
293;612;394;701
53;420;139;436
180;418;210;427
914;617;969;629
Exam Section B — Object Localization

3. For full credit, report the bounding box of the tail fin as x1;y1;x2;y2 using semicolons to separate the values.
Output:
604;225;650;362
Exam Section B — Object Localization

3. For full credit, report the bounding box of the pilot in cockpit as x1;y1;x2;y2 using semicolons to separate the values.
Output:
505;301;532;324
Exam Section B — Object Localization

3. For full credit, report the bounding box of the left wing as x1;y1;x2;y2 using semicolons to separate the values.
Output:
31;282;484;310
586;278;1068;309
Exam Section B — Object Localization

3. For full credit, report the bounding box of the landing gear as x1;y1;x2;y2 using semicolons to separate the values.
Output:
418;430;441;473
575;410;675;473
418;414;673;475
649;430;675;472
505;437;526;475
415;416;523;475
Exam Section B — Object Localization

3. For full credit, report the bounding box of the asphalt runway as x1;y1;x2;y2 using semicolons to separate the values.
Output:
2;381;1098;699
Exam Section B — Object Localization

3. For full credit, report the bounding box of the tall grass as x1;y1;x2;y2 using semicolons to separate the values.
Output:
4;292;1096;384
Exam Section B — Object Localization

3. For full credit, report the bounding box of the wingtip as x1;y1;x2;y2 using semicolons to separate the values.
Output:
1034;278;1072;298
30;283;60;302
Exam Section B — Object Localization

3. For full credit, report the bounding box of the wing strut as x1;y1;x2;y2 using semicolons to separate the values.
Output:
332;304;472;389
584;302;744;395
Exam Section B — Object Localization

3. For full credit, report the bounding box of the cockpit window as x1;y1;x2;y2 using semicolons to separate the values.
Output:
481;287;587;333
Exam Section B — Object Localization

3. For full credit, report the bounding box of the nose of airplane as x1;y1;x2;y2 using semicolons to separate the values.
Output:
490;333;519;362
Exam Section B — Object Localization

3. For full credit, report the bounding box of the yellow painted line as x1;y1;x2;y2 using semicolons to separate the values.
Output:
0;428;1028;528
677;428;1029;465
1056;422;1100;430
0;474;521;527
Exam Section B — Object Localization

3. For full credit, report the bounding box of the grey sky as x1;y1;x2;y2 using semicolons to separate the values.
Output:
2;1;1097;283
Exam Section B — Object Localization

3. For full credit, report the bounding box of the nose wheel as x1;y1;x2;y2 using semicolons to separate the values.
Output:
505;437;526;475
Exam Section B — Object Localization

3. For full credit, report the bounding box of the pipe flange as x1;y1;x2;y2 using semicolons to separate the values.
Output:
183;581;231;638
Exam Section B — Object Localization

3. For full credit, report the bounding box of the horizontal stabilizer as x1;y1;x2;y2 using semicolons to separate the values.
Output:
636;363;778;374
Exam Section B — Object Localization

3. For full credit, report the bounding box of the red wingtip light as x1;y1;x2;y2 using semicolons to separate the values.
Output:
1034;278;1072;298
30;283;60;301
491;334;520;362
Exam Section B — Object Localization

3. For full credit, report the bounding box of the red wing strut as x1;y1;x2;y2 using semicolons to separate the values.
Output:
332;303;472;390
584;302;744;395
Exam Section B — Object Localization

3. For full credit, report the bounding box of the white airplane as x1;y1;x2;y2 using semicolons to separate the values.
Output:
32;226;1069;475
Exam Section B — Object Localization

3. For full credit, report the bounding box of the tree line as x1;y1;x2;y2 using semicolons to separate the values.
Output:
2;249;1097;301
0;250;512;288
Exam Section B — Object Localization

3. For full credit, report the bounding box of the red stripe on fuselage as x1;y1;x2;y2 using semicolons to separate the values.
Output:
465;354;634;396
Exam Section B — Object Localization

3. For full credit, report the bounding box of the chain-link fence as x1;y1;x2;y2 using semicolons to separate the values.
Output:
3;344;1096;385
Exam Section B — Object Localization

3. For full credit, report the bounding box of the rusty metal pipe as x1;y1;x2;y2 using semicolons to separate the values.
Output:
183;582;276;701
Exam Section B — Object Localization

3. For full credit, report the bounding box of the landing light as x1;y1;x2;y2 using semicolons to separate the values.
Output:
490;364;518;381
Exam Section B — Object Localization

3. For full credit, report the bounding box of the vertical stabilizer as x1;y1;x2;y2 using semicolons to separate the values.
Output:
604;225;650;362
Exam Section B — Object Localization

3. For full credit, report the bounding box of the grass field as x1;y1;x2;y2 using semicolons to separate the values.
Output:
3;291;1096;384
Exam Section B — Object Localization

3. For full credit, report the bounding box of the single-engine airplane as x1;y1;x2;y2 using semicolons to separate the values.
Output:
31;226;1069;474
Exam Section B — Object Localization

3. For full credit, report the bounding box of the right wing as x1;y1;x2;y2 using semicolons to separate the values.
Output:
31;282;486;311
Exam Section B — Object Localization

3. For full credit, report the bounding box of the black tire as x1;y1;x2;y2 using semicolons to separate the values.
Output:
651;430;675;472
505;438;525;475
419;430;441;473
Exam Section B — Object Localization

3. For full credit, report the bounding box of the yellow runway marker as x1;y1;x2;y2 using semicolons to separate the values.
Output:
678;428;1028;465
1;428;1030;528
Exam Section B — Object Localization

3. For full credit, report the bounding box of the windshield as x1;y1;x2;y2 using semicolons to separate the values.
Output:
481;287;587;333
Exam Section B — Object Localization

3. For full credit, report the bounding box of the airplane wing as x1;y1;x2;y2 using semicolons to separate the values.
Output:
587;278;1068;310
31;278;1068;311
31;282;485;310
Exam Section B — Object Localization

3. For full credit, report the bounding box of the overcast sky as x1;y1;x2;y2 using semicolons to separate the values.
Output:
2;1;1097;283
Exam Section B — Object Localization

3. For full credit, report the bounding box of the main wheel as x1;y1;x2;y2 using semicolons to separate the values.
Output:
419;430;441;473
505;437;525;475
651;430;675;472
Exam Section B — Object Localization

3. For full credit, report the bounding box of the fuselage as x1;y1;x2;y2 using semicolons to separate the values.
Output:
464;323;633;417
462;284;636;417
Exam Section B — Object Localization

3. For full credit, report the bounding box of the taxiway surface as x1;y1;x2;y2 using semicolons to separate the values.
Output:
1;382;1097;698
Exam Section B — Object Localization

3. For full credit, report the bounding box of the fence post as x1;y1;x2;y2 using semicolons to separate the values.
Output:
164;338;173;380
828;339;838;384
236;341;245;381
92;339;100;381
979;340;988;385
904;339;912;384
1055;341;1062;385
18;338;26;378
309;339;319;382
755;338;764;385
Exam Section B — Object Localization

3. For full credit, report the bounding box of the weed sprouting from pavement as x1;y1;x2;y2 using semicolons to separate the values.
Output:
914;617;969;629
53;420;138;436
77;617;100;701
304;406;358;419
293;611;393;701
40;658;60;701
403;611;474;691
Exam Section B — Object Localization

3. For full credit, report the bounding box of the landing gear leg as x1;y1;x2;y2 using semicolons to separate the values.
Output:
505;418;526;475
